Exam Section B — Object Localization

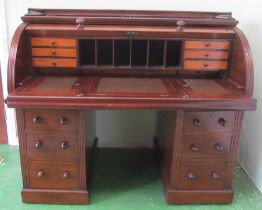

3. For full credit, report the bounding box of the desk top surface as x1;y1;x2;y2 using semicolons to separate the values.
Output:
7;76;255;110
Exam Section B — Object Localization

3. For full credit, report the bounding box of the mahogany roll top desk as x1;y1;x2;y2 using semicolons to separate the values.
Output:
6;9;256;205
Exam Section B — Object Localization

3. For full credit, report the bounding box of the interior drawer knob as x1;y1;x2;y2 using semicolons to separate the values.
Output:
187;171;195;179
59;117;68;125
61;141;69;149
33;116;42;123
52;62;57;66
35;140;43;149
51;41;56;45
193;118;202;126
190;144;199;152
205;42;210;47
203;63;209;67
51;50;56;55
204;53;209;57
63;172;70;179
218;118;226;126
215;143;224;152
37;170;45;178
211;172;220;180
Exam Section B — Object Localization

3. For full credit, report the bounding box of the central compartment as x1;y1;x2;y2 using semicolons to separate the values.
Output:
79;39;182;68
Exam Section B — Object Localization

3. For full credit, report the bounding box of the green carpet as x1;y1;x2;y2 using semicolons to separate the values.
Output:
0;144;261;210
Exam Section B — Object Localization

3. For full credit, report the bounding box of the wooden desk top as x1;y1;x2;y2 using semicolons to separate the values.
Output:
7;76;256;110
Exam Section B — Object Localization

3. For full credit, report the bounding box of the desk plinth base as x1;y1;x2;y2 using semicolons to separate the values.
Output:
22;188;89;204
164;188;233;204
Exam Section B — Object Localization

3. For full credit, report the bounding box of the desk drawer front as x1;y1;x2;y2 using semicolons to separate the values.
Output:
185;41;230;50
32;48;76;57
178;161;227;190
181;135;231;159
25;110;77;131
183;111;236;135
31;38;76;47
184;50;229;59
29;161;79;189
27;132;78;161
32;58;77;68
184;60;227;71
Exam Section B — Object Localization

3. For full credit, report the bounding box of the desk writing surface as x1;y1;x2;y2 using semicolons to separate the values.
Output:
7;76;255;110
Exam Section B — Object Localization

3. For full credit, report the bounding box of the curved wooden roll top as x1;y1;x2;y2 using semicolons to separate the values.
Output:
6;9;256;110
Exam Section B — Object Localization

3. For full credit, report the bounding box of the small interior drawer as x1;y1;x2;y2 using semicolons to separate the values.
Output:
184;60;227;71
32;48;76;57
184;50;229;59
27;131;78;161
181;135;232;160
185;41;230;50
25;109;77;131
29;161;79;189
177;161;227;190
183;111;236;135
31;38;76;47
32;58;77;68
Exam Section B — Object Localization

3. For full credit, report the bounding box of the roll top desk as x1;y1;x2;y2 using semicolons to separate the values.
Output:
6;9;256;204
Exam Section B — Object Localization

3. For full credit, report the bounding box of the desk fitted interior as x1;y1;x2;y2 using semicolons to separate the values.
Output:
7;76;255;110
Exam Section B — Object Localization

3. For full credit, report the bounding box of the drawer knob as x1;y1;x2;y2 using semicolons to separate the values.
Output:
51;41;56;45
203;63;209;67
205;42;210;47
52;62;57;66
61;141;69;150
215;143;224;152
177;20;186;30
76;18;85;28
190;144;199;152
59;117;68;125
51;50;56;55
204;53;209;57
33;116;42;123
193;118;202;127
35;140;43;149
187;171;195;179
37;170;45;178
63;172;70;179
218;118;226;126
211;172;220;180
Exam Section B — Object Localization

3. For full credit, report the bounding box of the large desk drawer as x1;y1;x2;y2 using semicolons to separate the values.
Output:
177;161;227;190
183;111;236;135
181;135;231;160
25;109;77;131
29;161;80;189
27;131;78;161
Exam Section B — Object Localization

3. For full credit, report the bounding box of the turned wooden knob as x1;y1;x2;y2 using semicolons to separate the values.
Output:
193;118;202;126
211;172;220;180
205;42;210;47
37;170;44;178
51;50;56;55
76;18;85;28
177;20;186;30
59;117;68;125
61;141;69;149
218;118;226;126
187;171;195;179
51;41;56;45
52;62;56;66
33;116;41;123
215;143;224;152
204;53;209;57
35;140;43;149
63;172;70;179
203;63;209;67
190;144;199;152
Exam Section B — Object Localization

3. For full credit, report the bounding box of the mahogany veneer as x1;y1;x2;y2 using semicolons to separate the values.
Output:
6;9;256;205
